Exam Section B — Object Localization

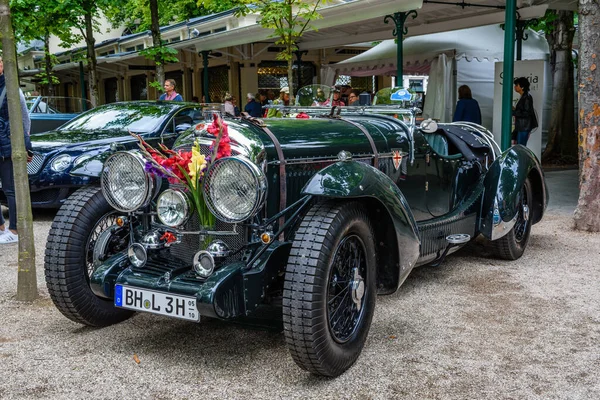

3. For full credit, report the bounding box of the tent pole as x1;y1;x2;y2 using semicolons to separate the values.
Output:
384;10;417;86
501;0;517;151
201;50;210;103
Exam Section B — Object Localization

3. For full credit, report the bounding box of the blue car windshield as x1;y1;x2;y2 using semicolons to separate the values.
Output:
59;103;175;133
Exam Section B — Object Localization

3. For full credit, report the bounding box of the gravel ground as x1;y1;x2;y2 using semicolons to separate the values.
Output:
1;170;599;399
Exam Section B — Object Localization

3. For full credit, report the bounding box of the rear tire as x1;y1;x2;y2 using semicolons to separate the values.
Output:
45;187;133;326
283;202;376;377
489;178;533;260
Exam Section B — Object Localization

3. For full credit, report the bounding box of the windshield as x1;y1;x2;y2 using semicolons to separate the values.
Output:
26;96;93;114
59;103;176;133
295;84;333;106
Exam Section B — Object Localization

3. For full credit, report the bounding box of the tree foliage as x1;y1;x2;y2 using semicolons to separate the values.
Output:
10;0;78;95
104;0;229;32
200;0;326;97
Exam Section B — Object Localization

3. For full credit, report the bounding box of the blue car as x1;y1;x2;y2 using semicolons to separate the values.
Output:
27;96;91;134
1;101;205;208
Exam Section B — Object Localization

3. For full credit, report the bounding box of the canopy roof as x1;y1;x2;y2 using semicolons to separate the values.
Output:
330;24;550;76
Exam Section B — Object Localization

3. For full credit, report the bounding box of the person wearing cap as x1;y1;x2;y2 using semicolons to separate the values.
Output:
267;86;290;118
244;92;263;118
323;88;345;107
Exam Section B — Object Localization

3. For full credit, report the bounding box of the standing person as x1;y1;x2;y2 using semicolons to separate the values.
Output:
223;93;235;116
159;79;183;101
347;89;361;106
267;87;290;118
232;96;240;116
452;85;482;125
259;93;268;107
244;93;263;118
323;88;345;106
0;56;32;244
512;77;537;146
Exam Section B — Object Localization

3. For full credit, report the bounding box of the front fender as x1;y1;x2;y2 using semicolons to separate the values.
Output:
480;145;548;240
302;161;420;275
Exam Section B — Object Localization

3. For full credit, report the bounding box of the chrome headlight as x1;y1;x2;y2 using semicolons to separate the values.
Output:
73;154;93;167
156;189;192;227
203;156;267;223
101;151;157;212
50;154;72;172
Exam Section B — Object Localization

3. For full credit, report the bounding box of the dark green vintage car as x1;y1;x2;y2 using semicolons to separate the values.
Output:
44;101;547;377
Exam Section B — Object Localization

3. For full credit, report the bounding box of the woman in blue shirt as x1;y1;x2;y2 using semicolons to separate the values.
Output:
453;85;482;125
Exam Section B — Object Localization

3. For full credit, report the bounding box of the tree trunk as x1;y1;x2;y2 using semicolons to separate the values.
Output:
0;0;38;301
43;32;55;97
573;0;600;232
542;10;577;164
150;0;165;86
84;4;98;107
287;57;294;104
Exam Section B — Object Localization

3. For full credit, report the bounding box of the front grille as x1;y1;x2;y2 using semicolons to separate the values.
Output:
27;153;45;175
30;188;61;204
168;212;248;266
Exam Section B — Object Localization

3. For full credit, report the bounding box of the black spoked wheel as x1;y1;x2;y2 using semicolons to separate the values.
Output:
489;178;533;260
283;202;376;377
328;235;368;343
45;186;133;327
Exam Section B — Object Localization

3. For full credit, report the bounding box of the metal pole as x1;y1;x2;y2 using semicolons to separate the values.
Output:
201;50;210;103
384;10;418;85
501;0;517;151
294;50;307;94
515;19;525;61
79;61;87;111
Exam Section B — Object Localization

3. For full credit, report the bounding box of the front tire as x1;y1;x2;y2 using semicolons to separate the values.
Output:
283;202;376;377
45;187;133;326
489;178;533;260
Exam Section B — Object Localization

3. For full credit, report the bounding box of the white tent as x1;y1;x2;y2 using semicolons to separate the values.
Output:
323;24;550;129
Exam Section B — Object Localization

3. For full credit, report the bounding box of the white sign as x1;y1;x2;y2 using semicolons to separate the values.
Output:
493;60;546;160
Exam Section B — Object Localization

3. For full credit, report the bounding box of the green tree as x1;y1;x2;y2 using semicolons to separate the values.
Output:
10;0;77;96
200;0;326;100
574;0;600;231
0;0;38;301
529;10;578;164
104;0;221;91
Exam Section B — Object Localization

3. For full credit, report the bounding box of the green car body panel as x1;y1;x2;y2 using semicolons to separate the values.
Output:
66;111;548;323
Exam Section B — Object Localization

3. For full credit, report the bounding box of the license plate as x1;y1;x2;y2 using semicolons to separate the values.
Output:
114;285;200;322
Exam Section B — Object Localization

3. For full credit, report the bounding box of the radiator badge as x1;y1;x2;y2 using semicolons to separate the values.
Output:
392;149;403;171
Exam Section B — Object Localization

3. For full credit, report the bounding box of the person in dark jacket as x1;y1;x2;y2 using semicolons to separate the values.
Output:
244;93;263;118
453;85;482;125
512;77;536;146
0;56;32;244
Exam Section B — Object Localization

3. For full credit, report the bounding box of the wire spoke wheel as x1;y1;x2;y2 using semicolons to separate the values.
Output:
45;187;133;327
85;212;119;277
283;202;376;377
327;235;367;343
